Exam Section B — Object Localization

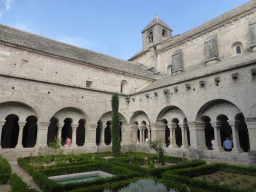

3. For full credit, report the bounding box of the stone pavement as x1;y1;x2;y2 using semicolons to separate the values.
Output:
0;161;43;192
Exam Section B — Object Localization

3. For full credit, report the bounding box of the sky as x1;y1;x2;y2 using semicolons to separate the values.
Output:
0;0;251;61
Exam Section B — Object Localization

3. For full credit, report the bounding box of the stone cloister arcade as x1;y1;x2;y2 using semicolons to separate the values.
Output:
0;99;254;162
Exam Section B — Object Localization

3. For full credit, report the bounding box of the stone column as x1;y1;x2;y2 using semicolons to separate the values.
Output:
71;123;78;148
99;127;106;146
138;126;143;144
211;121;224;152
84;124;97;152
36;122;50;148
180;123;189;149
245;118;256;151
168;123;178;148
187;121;207;150
146;125;151;142
0;121;5;148
228;121;243;153
57;123;64;141
129;125;138;145
16;121;26;148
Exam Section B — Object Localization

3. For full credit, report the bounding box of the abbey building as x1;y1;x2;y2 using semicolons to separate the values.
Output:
0;1;256;166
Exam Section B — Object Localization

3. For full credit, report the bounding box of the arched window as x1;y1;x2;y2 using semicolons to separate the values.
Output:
147;31;153;43
120;80;128;94
236;46;241;54
162;29;167;37
231;41;243;55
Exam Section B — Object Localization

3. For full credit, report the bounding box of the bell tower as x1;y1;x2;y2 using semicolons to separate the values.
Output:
142;14;173;50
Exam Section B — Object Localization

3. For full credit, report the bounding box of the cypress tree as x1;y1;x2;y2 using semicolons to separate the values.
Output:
111;93;121;157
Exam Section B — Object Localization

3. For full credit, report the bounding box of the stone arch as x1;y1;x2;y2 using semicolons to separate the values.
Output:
0;101;38;122
0;97;43;121
157;106;186;123
147;30;153;43
129;111;150;126
1;114;19;148
195;99;241;122
193;94;246;121
162;29;167;37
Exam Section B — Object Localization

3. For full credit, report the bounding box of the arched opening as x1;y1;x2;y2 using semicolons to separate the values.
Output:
76;119;85;146
120;80;128;94
162;29;167;37
96;120;102;146
236;46;241;54
137;129;140;143
61;118;72;146
47;117;58;146
1;114;19;148
148;31;153;43
231;41;243;55
201;116;214;150
217;115;232;151
22;116;37;148
184;118;190;146
173;118;182;148
104;121;111;145
235;113;250;152
162;119;169;147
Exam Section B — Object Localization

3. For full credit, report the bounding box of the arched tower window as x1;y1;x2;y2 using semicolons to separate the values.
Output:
232;41;243;55
120;80;128;94
147;31;153;43
162;29;167;37
236;46;241;54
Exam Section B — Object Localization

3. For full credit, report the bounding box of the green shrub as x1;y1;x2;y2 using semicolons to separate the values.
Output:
9;173;30;192
0;155;11;184
111;93;121;158
149;139;166;165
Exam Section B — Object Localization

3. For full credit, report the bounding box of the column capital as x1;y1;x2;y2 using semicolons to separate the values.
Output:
129;125;138;131
245;118;256;129
138;125;146;130
58;123;65;128
150;123;165;131
87;124;97;130
18;121;26;128
187;121;205;130
146;125;150;130
178;123;187;129
37;122;50;130
211;121;222;128
71;123;79;129
168;123;177;129
227;120;239;127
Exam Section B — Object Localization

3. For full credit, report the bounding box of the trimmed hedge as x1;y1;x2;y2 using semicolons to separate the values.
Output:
32;161;141;192
9;173;31;192
0;155;12;184
162;163;253;192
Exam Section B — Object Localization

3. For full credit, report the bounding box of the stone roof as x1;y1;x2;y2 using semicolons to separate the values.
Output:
135;51;256;93
0;24;157;80
130;0;256;60
142;14;173;33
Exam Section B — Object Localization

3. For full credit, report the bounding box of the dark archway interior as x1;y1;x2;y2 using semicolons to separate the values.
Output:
47;117;58;146
145;128;148;142
202;116;214;150
96;121;101;146
236;113;250;152
104;121;111;145
173;119;182;147
218;115;232;148
165;125;170;147
77;119;85;146
137;129;140;142
1;114;19;148
61;118;72;145
22;116;37;148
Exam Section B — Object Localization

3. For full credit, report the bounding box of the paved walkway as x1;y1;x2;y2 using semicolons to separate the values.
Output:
0;161;43;192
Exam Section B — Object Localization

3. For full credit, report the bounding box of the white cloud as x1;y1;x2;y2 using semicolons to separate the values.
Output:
0;11;3;18
55;36;96;50
5;0;14;10
9;22;37;34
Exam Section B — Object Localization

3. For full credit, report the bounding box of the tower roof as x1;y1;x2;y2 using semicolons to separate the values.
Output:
142;14;172;33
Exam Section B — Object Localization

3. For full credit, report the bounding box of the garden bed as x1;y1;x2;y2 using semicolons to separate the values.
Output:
194;171;256;191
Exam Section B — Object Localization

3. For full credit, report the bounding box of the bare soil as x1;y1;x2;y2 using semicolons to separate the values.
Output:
194;171;256;191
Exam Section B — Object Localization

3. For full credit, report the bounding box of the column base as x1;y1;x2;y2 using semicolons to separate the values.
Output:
169;144;179;148
214;147;224;152
15;145;23;149
180;145;190;149
231;148;243;153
